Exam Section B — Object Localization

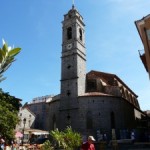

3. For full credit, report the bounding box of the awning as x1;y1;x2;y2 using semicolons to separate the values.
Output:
15;131;23;138
24;129;49;135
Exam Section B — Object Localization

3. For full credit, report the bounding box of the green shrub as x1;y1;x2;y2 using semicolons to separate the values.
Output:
41;140;54;150
50;126;82;150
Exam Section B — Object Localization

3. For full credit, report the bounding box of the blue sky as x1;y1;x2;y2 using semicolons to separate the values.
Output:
0;0;150;110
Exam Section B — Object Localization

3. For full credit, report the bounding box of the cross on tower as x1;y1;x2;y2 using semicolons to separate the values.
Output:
72;0;75;7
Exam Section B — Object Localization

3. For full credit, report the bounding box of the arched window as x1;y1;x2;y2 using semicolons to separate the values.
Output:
110;111;115;129
67;27;72;40
67;114;71;126
67;90;71;96
79;28;82;41
86;111;93;129
121;87;125;98
125;90;129;101
35;114;39;129
53;114;56;130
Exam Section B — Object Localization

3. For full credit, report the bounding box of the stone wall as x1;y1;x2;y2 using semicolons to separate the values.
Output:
47;95;137;140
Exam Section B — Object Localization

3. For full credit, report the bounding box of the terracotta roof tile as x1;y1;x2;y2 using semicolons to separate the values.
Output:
86;70;137;97
79;92;113;97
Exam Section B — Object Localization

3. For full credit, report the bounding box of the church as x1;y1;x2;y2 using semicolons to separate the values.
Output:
27;5;146;140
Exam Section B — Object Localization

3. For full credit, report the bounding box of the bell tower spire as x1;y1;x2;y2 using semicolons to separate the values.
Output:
72;0;75;8
60;6;86;114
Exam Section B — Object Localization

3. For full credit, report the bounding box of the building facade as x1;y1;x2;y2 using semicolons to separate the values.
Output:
26;95;53;130
135;14;150;78
26;6;147;140
16;107;35;131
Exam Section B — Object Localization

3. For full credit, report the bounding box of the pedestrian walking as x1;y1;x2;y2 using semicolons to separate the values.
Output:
0;137;5;150
131;131;135;143
81;136;96;150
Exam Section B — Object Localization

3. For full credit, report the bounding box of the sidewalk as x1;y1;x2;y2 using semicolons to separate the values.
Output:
5;146;27;150
95;141;150;150
5;145;38;150
5;146;22;150
107;142;150;150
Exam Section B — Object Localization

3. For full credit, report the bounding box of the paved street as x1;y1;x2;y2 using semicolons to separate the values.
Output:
4;142;150;150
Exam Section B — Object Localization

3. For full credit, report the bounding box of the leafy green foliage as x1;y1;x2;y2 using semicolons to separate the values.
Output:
50;126;82;150
0;39;21;141
0;89;20;141
0;101;19;140
41;140;54;150
63;127;82;149
0;39;21;82
0;88;21;111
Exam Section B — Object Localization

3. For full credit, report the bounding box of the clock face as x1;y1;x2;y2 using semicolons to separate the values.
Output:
66;43;72;50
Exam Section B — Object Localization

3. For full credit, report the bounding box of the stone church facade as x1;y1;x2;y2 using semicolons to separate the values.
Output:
27;6;146;140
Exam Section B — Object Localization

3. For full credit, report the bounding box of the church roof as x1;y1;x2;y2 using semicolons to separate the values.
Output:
20;107;36;117
79;92;113;97
67;6;82;18
87;70;115;86
87;70;138;97
63;5;84;26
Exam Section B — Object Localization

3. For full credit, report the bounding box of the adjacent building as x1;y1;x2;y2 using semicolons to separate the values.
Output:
26;95;54;130
135;14;150;78
16;107;35;131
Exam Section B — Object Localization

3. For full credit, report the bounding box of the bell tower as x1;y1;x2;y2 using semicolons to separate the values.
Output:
59;6;86;128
